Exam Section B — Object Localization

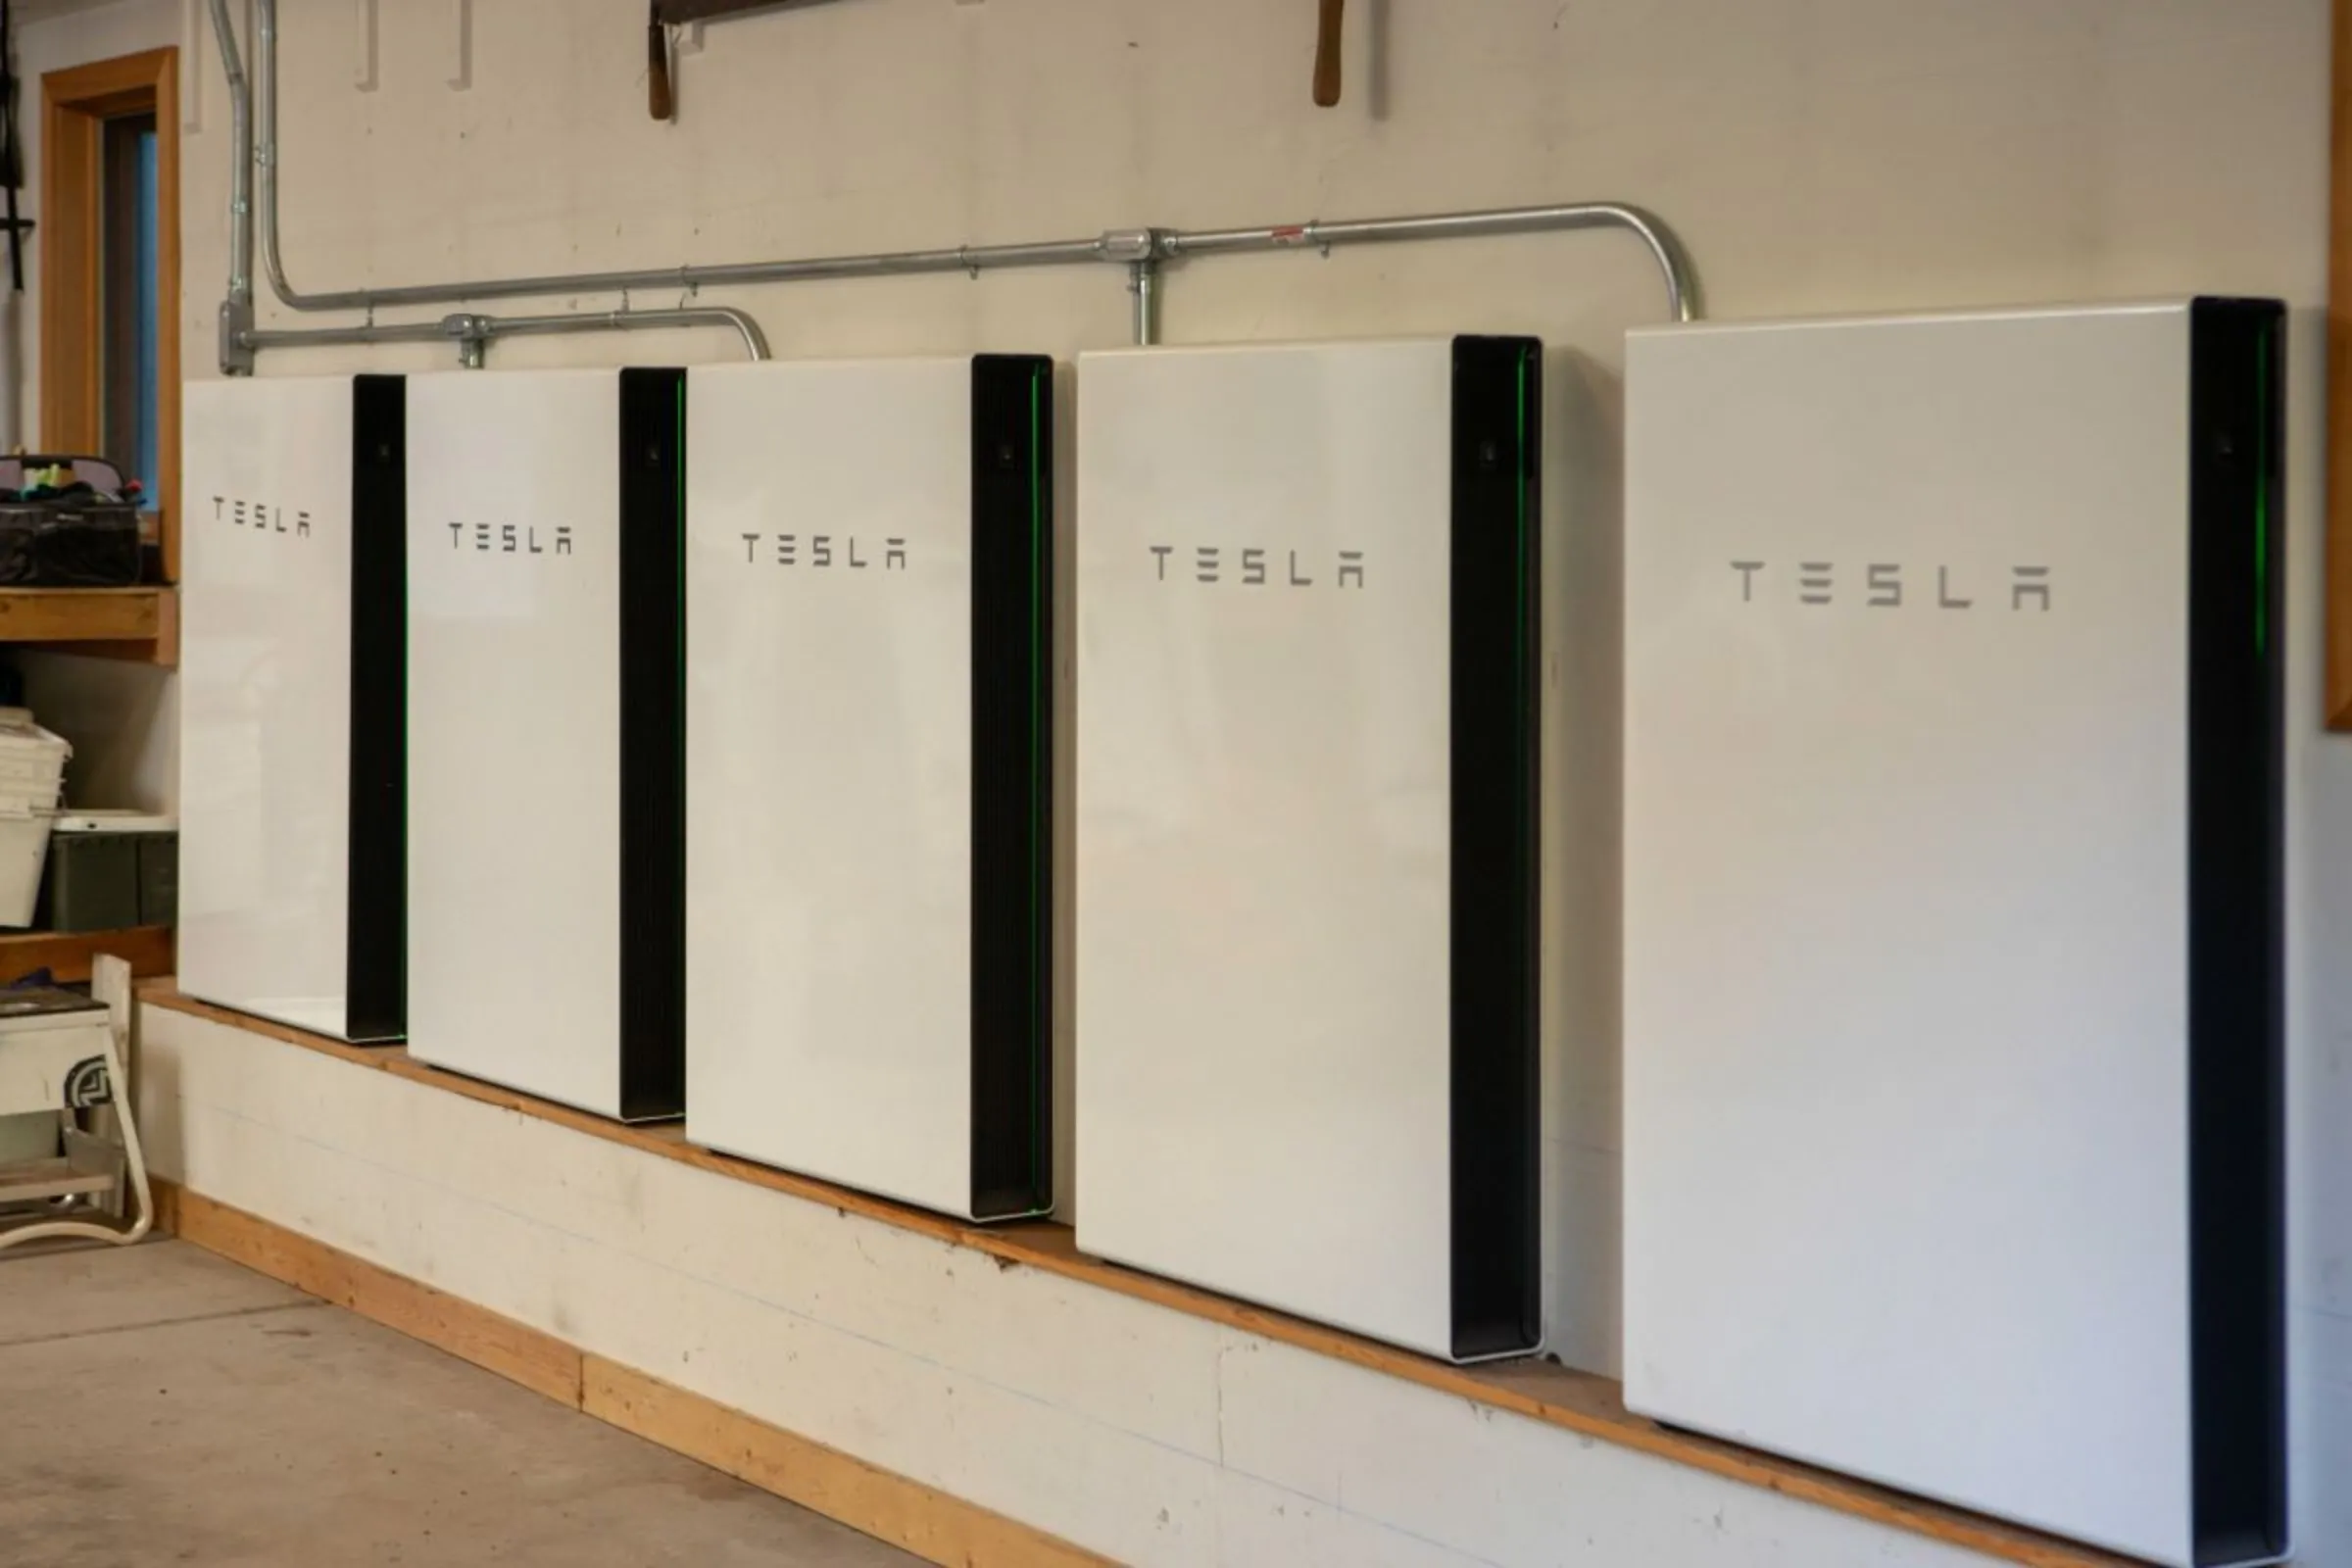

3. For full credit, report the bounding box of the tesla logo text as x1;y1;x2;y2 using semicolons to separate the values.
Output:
1152;546;1366;588
450;522;572;555
738;534;907;569
214;496;311;537
1731;561;2050;611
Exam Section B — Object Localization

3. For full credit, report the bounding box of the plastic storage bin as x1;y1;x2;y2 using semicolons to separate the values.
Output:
0;808;50;926
0;712;70;927
39;812;176;931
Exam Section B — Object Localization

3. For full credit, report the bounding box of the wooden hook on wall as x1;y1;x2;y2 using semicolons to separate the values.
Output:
1313;0;1345;107
648;2;674;121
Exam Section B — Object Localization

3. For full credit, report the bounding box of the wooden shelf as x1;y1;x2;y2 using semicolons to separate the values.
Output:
0;925;172;986
0;587;177;665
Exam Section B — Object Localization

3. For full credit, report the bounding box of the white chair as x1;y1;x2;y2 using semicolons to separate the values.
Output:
0;955;152;1250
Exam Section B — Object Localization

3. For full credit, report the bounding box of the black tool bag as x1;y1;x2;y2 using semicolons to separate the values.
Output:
0;457;143;587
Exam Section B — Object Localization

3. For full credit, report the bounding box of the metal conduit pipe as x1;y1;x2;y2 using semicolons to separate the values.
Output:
223;0;1699;366
252;0;292;311
1129;261;1163;347
1159;205;1698;322
206;0;255;371
242;321;447;351
242;307;770;362
206;0;251;306
463;307;770;360
359;234;1111;309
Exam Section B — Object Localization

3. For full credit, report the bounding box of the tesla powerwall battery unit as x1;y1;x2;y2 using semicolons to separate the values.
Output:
1623;301;2286;1566
179;374;406;1043
685;355;1054;1220
405;368;686;1121
1076;337;1543;1362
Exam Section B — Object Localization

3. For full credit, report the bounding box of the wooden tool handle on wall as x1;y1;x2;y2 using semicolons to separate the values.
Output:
1313;0;1345;107
648;14;674;122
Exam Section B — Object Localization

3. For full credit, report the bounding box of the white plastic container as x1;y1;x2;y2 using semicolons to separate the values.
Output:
0;805;56;926
0;710;69;811
0;712;71;926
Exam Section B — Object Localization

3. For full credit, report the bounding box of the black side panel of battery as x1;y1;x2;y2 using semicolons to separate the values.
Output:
2185;298;2288;1567
616;368;688;1121
344;373;407;1044
968;355;1054;1220
1448;335;1542;1361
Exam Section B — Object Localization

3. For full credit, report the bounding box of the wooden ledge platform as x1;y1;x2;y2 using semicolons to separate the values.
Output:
140;984;2138;1568
0;586;178;665
0;923;173;986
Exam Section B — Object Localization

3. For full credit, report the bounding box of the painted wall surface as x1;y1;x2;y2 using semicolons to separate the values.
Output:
146;0;2348;1561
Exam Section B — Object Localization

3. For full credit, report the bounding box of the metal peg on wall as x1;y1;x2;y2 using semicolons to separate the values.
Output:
354;0;378;92
446;0;471;91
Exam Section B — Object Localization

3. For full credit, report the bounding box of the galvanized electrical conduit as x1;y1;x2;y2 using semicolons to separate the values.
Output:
468;306;769;358
206;0;250;313
243;306;770;363
218;0;1698;372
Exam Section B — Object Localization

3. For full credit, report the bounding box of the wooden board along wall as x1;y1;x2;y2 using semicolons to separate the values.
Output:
138;987;2132;1568
155;1179;1110;1568
0;925;172;986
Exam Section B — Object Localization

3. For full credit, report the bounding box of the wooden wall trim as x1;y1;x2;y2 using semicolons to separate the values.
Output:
144;985;2135;1568
38;67;102;455
153;1179;1114;1568
160;1177;581;1403
2330;0;2352;726
38;47;181;583
155;54;180;585
582;1358;1114;1568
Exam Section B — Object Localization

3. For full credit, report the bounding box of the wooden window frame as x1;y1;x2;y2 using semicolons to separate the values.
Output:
39;47;179;584
2330;0;2352;725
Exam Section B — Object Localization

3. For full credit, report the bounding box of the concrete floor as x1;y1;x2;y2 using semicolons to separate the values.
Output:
0;1240;920;1568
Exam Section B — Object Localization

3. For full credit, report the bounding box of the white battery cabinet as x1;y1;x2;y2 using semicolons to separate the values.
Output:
1623;302;2287;1567
179;375;406;1043
1075;337;1544;1363
404;368;686;1121
685;355;1054;1220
